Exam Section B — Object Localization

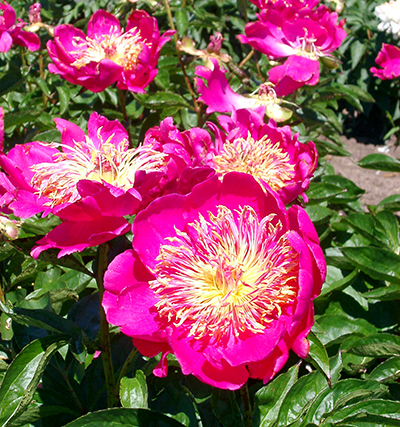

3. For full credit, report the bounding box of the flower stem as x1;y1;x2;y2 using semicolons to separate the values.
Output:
116;347;138;387
240;382;253;427
163;0;199;112
96;243;117;408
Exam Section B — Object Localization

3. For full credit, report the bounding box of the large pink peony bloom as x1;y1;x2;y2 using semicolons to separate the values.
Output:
0;0;40;52
47;9;174;93
102;173;326;389
238;4;346;96
0;112;169;257
195;58;292;122
206;108;318;203
371;43;400;80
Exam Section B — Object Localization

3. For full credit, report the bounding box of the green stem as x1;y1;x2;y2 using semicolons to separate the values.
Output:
240;382;253;427
96;243;117;408
163;0;199;112
116;347;138;388
118;89;132;146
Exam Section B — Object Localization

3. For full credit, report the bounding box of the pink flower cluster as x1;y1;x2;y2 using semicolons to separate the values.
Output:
0;0;40;52
238;0;346;96
0;5;328;390
371;43;400;80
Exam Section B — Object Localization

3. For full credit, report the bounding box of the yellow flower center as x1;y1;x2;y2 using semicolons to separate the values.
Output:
211;133;296;192
30;131;167;207
71;28;144;70
151;205;298;342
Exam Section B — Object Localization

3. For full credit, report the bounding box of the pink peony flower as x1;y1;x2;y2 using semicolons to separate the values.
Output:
0;112;169;257
102;173;326;389
195;58;293;122
371;43;400;80
47;9;174;93
0;0;40;52
0;107;4;151
206;108;317;203
238;4;346;96
250;0;320;10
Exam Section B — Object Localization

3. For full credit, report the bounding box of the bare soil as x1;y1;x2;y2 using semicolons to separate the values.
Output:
327;136;400;207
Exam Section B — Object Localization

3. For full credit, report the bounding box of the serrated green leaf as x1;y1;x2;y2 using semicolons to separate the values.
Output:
0;335;68;427
63;408;186;426
346;334;400;357
300;379;388;426
255;363;299;427
324;399;400;425
369;356;400;383
341;247;400;284
120;371;148;409
357;154;400;172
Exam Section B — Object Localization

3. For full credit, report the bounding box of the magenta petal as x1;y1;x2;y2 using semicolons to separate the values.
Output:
133;193;186;273
31;217;130;259
54;118;86;149
169;333;249;390
87;112;128;149
0;30;13;52
87;9;121;39
371;43;400;80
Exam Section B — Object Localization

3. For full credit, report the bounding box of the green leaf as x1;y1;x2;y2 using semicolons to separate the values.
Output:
35;77;51;97
0;303;82;339
120;371;148;409
275;371;327;427
313;315;376;346
324;399;400;425
134;92;192;110
362;284;400;301
63;408;186;426
300;379;388;426
255;363;299;427
31;129;60;143
342;213;391;248
376;194;400;212
306;333;331;384
175;9;189;36
0;335;68;427
375;211;400;252
0;66;23;97
304;205;333;225
318;267;358;299
321;175;365;203
346;334;400;357
341;247;400;284
4;109;42;130
306;182;345;203
56;86;70;115
357;154;400;172
212;389;243;427
369;356;400;383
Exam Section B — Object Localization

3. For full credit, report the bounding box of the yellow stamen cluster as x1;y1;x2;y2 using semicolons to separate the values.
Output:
212;133;296;192
71;28;144;70
30;132;167;207
151;205;298;342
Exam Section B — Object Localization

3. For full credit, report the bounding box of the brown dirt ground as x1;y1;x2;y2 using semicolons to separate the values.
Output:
327;136;400;207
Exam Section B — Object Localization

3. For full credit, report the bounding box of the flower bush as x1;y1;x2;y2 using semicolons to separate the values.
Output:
0;0;399;426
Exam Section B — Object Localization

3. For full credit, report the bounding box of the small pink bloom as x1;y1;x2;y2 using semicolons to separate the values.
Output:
29;3;41;24
195;58;292;121
206;108;318;203
103;173;326;389
371;43;400;80
0;0;40;52
0;112;169;257
47;9;174;93
238;4;346;95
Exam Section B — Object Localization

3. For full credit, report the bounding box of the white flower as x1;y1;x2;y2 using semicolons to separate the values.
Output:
375;0;400;38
